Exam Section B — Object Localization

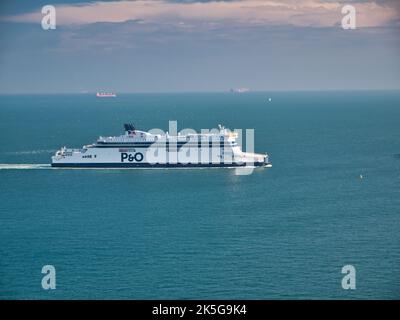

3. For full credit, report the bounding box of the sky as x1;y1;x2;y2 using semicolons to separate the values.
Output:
0;0;399;93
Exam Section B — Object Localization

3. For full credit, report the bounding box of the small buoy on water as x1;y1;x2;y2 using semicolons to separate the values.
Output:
359;174;363;179
268;97;272;102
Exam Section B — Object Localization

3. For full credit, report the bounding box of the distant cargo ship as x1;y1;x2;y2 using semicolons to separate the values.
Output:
96;92;116;97
230;88;250;93
51;124;270;168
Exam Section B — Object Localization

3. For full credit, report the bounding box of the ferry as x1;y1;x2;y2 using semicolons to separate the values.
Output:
96;92;116;97
51;124;271;168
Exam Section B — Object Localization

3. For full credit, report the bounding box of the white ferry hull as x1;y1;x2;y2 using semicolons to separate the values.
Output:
51;147;268;168
51;162;267;168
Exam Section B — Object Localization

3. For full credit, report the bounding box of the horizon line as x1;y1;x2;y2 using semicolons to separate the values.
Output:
1;88;400;95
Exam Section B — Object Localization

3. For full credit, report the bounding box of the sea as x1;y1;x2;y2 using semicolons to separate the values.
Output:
0;91;399;299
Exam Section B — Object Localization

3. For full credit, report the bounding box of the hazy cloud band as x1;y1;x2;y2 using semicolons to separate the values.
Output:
2;0;399;28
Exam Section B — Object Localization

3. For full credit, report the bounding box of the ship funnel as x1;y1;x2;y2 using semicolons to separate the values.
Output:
124;123;136;133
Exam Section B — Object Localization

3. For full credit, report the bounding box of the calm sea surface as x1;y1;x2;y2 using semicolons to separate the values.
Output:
0;91;399;299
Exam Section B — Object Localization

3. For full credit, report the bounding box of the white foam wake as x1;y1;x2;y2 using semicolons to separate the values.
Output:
4;149;55;155
0;164;51;170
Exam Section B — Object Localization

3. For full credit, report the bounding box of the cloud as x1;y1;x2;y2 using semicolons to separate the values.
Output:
2;0;399;28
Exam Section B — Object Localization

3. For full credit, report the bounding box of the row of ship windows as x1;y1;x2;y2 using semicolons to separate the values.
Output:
82;155;97;158
97;142;237;148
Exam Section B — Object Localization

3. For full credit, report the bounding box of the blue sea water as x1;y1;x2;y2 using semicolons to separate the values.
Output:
0;91;399;299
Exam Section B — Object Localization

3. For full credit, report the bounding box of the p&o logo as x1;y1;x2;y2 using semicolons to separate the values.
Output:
121;152;144;163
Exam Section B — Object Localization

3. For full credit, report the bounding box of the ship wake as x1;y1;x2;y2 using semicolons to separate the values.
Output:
4;149;56;155
0;164;52;170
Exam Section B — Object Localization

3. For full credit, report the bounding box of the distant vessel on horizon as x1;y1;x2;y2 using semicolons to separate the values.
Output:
96;92;117;97
230;88;250;93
